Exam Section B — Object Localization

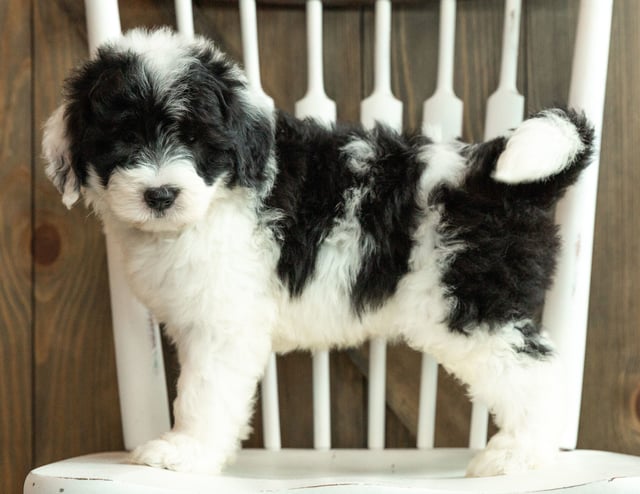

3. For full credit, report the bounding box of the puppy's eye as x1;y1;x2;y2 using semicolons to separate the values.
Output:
122;131;139;144
184;134;198;144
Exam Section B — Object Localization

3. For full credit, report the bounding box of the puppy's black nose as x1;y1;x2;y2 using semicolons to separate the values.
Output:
144;186;180;212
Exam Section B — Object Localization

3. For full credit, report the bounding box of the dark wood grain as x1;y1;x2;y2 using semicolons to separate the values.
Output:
456;0;509;141
32;0;123;467
120;0;178;30
0;1;32;492
524;0;576;114
332;350;366;447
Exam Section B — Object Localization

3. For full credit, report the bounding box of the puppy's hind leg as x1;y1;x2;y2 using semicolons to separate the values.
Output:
464;330;565;477
417;322;565;477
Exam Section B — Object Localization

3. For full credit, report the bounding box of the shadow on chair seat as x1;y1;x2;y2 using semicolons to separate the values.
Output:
25;449;640;494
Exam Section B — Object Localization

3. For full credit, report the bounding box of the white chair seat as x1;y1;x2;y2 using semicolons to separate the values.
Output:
25;448;640;494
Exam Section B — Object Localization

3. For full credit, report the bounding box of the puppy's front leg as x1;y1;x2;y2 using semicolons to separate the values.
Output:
131;323;271;474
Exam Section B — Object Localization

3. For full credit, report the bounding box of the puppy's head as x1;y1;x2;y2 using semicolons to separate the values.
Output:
43;28;274;232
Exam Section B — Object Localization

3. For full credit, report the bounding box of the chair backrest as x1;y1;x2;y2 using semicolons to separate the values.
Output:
83;0;613;454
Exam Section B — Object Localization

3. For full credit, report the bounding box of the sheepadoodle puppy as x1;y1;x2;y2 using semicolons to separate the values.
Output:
43;28;594;477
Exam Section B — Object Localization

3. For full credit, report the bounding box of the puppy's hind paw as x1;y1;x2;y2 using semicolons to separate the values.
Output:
130;432;225;474
466;433;558;477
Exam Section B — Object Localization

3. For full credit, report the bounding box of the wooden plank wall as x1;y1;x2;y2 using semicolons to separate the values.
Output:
2;1;640;492
0;0;33;492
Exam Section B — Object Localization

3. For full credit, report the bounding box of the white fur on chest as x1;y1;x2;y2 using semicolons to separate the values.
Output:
108;190;279;342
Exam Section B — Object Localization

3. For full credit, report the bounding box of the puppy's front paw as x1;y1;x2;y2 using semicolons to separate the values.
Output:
466;433;558;477
130;432;225;474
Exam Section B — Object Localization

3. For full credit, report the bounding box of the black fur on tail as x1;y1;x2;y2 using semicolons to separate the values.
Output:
433;109;595;340
466;108;595;209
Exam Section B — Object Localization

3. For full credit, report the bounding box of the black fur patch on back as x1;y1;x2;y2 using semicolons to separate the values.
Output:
266;113;426;314
351;130;427;313
266;113;357;297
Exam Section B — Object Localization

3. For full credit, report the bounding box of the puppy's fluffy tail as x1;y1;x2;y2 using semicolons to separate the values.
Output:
491;109;595;197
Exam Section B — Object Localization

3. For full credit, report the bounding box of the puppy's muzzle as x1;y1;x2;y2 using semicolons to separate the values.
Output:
144;185;180;212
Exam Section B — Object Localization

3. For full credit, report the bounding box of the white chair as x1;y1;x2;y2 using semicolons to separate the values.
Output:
24;0;640;492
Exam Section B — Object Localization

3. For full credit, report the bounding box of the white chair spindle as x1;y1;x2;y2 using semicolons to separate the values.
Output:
312;351;331;450
84;0;172;451
105;237;171;451
483;0;524;141
469;0;523;450
360;0;402;450
422;0;462;141
238;0;281;451
468;401;489;450
261;354;281;450
361;0;402;133
417;0;462;450
542;0;613;450
174;0;195;39
295;0;336;126
239;0;273;107
85;0;121;55
294;0;334;451
417;354;438;449
367;338;387;449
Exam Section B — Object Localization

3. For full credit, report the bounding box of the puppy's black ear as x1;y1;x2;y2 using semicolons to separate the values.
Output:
42;104;81;209
226;97;275;189
191;48;275;189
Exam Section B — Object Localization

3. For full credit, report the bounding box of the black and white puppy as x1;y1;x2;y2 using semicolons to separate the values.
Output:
43;28;594;477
